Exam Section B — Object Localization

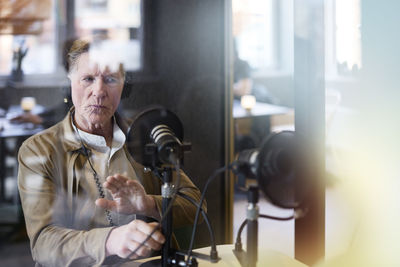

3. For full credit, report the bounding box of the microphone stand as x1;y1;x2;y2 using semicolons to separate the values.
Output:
141;143;198;267
161;167;173;267
246;186;259;267
141;162;178;267
233;185;259;267
141;165;179;267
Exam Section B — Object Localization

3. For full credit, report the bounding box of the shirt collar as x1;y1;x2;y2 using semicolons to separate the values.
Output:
72;116;126;154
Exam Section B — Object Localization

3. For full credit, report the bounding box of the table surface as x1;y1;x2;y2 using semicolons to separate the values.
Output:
233;99;292;119
0;105;45;138
126;244;308;267
0;118;43;138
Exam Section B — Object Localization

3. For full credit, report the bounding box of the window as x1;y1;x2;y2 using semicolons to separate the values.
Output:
232;0;294;74
232;0;276;72
0;0;142;77
0;0;56;75
232;0;362;77
325;0;362;77
74;0;142;72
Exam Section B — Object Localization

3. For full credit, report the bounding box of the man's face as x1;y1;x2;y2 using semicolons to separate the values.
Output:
69;52;124;128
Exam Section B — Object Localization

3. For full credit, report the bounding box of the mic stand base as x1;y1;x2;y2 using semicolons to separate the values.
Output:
140;251;198;267
232;249;247;267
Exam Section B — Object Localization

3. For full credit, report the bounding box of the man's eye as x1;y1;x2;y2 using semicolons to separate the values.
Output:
104;76;119;84
83;76;94;82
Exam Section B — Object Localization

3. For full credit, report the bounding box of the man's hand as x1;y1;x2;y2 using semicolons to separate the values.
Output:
10;113;43;125
95;174;160;219
106;220;165;259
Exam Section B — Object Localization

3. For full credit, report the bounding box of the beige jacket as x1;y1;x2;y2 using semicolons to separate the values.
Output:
18;110;203;267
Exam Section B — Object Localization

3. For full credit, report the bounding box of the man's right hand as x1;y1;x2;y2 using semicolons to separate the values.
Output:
105;220;165;259
96;174;161;220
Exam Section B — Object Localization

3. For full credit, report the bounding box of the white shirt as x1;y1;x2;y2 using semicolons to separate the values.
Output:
73;117;137;225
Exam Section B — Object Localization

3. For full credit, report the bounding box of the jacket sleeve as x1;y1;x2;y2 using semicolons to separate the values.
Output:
132;160;207;228
17;140;112;267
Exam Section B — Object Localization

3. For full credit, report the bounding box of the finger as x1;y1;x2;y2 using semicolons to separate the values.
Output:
127;226;164;251
119;247;138;259
114;173;129;180
108;174;127;188
126;240;152;258
95;198;117;211
103;181;118;194
104;177;125;195
145;222;166;244
115;174;134;187
134;220;165;244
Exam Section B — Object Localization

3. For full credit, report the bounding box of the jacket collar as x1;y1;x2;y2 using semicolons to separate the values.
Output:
61;107;84;153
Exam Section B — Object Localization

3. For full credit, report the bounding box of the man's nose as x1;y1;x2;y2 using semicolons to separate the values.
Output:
92;78;107;97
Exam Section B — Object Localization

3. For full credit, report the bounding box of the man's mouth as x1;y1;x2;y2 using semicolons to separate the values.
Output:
89;104;107;109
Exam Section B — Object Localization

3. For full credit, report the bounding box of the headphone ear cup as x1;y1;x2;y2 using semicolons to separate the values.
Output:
63;86;73;109
121;81;130;99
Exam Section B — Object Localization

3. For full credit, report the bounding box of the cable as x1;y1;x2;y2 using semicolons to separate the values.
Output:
74;120;114;227
176;191;218;262
185;164;232;266
234;218;248;251
260;214;295;221
234;214;295;252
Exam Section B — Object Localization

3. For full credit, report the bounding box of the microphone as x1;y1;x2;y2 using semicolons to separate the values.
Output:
126;105;190;169
149;124;183;165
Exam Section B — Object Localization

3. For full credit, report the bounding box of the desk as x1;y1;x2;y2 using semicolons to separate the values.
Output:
0;118;43;138
233;100;293;151
233;99;291;119
129;244;307;267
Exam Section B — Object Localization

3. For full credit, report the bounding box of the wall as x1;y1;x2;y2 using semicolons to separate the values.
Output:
122;0;231;247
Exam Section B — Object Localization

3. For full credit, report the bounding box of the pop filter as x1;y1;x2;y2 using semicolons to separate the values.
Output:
236;131;304;209
126;105;185;167
256;131;299;209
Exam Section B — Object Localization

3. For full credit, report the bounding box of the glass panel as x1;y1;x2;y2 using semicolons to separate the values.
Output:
325;0;361;261
75;0;142;71
232;0;274;71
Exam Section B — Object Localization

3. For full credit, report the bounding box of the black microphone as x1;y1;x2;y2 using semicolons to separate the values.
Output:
127;105;191;169
150;124;183;165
